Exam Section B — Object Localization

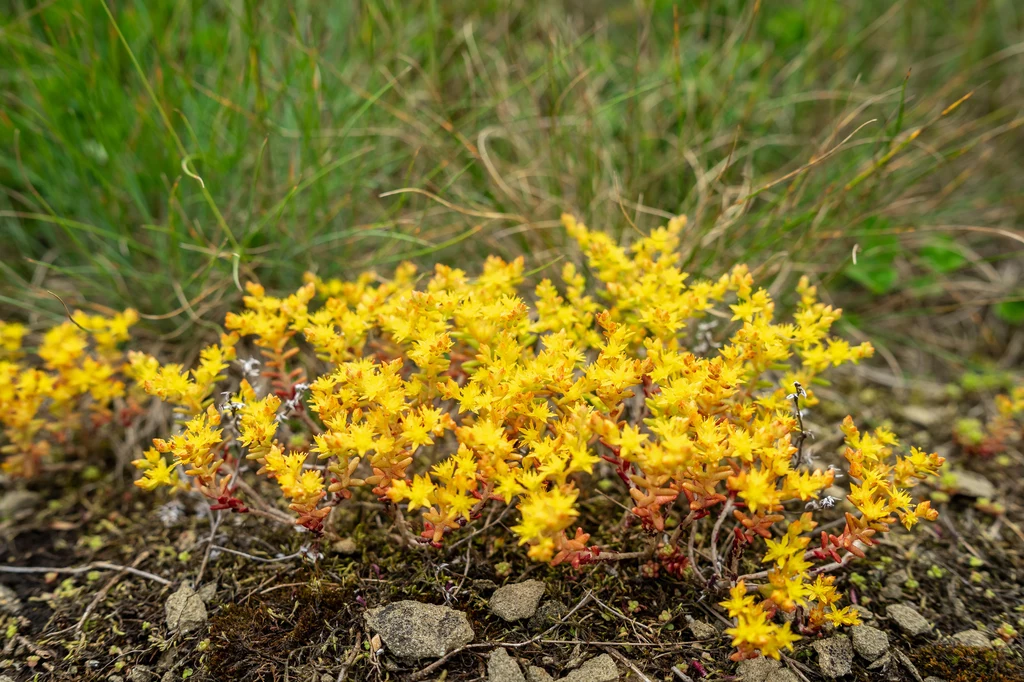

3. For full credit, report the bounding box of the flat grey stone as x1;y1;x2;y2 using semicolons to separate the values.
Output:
196;582;217;603
852;624;889;661
364;600;474;659
526;666;553;682
0;489;40;520
950;470;995;499
950;629;991;648
164;584;207;634
561;654;618;682
688;619;718;639
488;648;525;682
813;635;853;678
736;656;782;682
893;648;923;682
0;584;21;615
765;671;799;682
128;666;154;682
887;603;932;636
332;537;358;555
529;599;568;630
474;579;499;593
923;678;947;682
882;569;909;600
850;605;876;621
902;405;942;427
490;580;546;621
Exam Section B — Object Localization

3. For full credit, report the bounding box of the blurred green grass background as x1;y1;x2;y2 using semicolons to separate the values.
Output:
1;0;1022;358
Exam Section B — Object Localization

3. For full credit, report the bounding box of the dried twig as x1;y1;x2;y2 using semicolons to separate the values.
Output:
600;644;653;682
0;561;170;585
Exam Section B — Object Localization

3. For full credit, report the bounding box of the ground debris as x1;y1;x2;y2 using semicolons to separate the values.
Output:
364;600;474;659
813;634;853;678
164;583;207;634
736;656;782;681
489;647;526;682
887;603;933;637
948;629;991;648
560;654;618;682
852;623;890;661
490;579;547;621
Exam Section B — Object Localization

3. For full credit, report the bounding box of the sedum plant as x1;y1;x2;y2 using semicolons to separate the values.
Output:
0;310;141;477
954;384;1024;457
19;214;944;662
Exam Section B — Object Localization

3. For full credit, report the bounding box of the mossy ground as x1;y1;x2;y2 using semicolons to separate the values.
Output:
2;370;1023;681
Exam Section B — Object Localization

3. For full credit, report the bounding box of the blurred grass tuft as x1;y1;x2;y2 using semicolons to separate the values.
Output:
1;0;1021;352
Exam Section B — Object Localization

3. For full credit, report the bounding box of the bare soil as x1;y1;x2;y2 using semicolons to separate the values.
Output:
2;370;1023;682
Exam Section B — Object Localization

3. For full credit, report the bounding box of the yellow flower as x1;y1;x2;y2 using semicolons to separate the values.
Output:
133;448;179;491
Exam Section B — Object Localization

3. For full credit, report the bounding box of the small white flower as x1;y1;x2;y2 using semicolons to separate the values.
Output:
238;357;262;378
156;500;185;527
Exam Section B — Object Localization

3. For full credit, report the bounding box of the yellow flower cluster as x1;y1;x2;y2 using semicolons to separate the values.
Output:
721;418;943;660
0;310;139;477
127;214;942;660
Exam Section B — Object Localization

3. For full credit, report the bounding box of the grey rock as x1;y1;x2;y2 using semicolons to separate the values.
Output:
526;666;554;682
950;629;991;648
332;537;358;555
765;671;799;682
867;652;891;672
852;624;890;661
923;678;947;682
164;584;208;634
490;580;546;621
529;600;567;631
128;665;154;682
160;671;177;682
0;489;40;520
489;648;525;682
902;405;942;428
950;470;996;499
474;579;499;593
892;648;923;682
156;648;176;672
736;656;782;682
561;654;618;682
850;605;876;621
688;619;718;640
0;584;22;615
364;600;474;659
813;634;854;678
887;603;932;636
196;582;217;603
107;676;124;682
882;569;909;600
0;675;16;682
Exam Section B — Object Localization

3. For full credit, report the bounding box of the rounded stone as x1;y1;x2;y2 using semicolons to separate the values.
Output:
887;603;932;637
736;656;782;682
813;634;854;678
489;580;546;622
949;629;991;648
164;584;208;634
488;647;525;682
852;624;890;661
364;600;474;659
561;654;618;682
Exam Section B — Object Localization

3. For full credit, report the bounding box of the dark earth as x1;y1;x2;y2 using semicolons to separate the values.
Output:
2;368;1023;681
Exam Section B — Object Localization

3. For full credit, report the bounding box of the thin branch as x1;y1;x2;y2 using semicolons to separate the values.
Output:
0;561;170;586
407;590;594;681
710;499;735;578
210;545;303;564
